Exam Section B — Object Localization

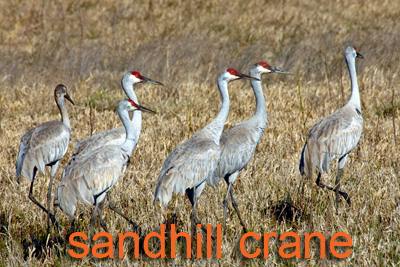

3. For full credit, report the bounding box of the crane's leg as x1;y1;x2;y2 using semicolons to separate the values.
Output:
229;189;247;234
89;203;100;248
52;194;62;238
194;182;211;235
186;183;210;241
222;182;232;235
334;169;342;214
71;218;76;233
97;200;109;233
47;162;60;234
186;187;196;241
336;155;351;205
315;170;351;214
28;168;59;229
222;172;241;235
107;192;140;233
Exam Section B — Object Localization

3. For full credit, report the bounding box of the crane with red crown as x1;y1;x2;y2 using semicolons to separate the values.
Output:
207;62;291;234
153;68;259;238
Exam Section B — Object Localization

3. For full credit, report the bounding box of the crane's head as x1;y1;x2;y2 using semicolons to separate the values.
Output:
54;84;74;105
346;46;364;60
254;62;292;75
126;99;157;114
221;68;260;82
123;71;164;86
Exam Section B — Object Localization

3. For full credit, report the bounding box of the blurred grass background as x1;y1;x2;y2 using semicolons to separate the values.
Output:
0;0;399;265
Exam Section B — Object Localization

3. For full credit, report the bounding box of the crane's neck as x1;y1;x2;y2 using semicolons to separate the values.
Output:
345;54;361;110
121;78;142;142
249;69;268;126
118;107;137;154
56;97;71;130
200;77;230;142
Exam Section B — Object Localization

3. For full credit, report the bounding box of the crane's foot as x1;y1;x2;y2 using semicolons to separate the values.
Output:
316;180;351;206
222;199;229;236
130;221;142;236
340;192;351;206
230;191;248;234
48;213;61;233
190;213;215;241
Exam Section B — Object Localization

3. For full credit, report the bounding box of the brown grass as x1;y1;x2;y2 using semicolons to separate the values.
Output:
1;0;399;265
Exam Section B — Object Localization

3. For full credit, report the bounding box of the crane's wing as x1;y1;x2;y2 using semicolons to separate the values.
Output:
63;126;127;179
16;121;70;181
208;124;260;187
154;136;221;207
300;107;363;177
73;126;126;159
58;146;129;210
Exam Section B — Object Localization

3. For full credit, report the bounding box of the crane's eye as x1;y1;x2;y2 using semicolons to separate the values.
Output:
260;62;269;69
131;71;142;79
227;68;238;76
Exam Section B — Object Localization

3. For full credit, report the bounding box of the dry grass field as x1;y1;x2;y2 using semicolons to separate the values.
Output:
0;0;399;265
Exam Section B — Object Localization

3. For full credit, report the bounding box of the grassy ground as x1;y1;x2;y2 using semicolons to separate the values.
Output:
0;0;399;265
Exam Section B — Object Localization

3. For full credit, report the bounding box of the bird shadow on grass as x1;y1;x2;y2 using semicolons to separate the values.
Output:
20;227;66;261
0;210;65;261
266;198;308;225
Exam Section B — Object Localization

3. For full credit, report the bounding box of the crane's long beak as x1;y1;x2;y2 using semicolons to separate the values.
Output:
237;73;260;81
134;103;157;114
65;93;75;105
356;52;364;59
142;76;164;86
270;66;292;75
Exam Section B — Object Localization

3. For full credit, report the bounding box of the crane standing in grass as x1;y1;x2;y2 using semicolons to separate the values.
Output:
55;99;155;246
16;84;74;233
154;69;259;238
62;71;163;178
207;62;291;234
299;46;364;213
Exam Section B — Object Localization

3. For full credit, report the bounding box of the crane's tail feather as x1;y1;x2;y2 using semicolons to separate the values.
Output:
57;184;77;221
72;139;80;148
153;187;172;207
299;143;309;178
206;175;222;188
154;174;188;207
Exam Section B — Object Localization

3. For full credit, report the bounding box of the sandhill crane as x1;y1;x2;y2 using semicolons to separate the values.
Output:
207;62;290;234
55;99;155;245
16;84;74;233
62;71;163;177
153;69;259;238
299;46;364;212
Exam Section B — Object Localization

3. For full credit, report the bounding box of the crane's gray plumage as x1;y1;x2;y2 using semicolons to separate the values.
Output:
62;71;162;177
154;69;259;237
154;132;221;207
16;84;74;233
56;99;154;244
17;121;71;181
207;62;290;234
299;46;364;212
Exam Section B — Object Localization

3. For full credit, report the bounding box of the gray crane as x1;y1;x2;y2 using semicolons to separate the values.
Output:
153;69;259;237
55;99;155;245
62;71;163;178
207;62;290;234
299;46;364;212
16;84;74;233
